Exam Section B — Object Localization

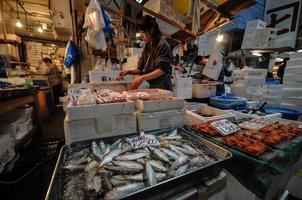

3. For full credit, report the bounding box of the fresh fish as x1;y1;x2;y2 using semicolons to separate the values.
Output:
98;168;112;176
111;139;122;149
148;160;168;173
120;144;133;154
168;129;178;137
170;141;183;146
98;141;107;153
112;160;144;170
171;164;188;177
62;164;85;171
110;178;130;187
170;147;188;169
135;148;149;154
67;156;89;166
102;174;112;191
103;145;111;155
93;175;102;193
104;165;142;174
105;182;145;200
156;173;167;181
145;161;157;186
114;152;148;161
149;147;170;163
85;160;99;172
181;144;200;155
189;156;207;166
162;135;183;140
160;148;179;160
137;158;146;165
99;149;122;167
170;144;199;156
91;141;101;157
72;148;89;159
113;173;144;182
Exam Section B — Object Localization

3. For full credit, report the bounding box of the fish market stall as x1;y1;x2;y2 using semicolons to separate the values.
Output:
46;128;231;200
186;115;302;199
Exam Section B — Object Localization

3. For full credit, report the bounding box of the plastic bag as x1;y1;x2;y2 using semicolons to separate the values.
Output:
202;41;223;80
83;0;107;50
64;40;78;68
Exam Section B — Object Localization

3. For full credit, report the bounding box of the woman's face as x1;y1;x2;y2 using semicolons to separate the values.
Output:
140;31;152;44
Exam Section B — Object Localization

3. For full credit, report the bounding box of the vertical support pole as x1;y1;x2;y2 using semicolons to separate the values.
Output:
0;0;7;40
9;8;15;34
71;0;81;83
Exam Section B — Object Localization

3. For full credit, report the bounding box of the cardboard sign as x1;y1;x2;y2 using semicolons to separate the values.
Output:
68;88;92;102
211;119;241;136
126;134;160;149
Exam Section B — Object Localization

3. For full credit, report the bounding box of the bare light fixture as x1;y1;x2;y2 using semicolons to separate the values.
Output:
15;0;23;28
38;26;43;33
216;34;224;42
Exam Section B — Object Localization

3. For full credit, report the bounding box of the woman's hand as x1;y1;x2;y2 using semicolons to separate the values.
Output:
119;70;130;79
130;76;144;90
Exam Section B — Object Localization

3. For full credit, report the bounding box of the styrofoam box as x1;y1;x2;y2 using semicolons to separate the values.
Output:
231;84;248;97
233;69;268;79
68;83;130;92
283;82;302;88
261;95;282;105
282;97;302;107
290;52;302;60
280;103;302;111
287;58;302;67
192;84;216;98
175;77;193;89
246;20;267;30
285;65;302;74
136;109;185;131
0;134;15;173
66;101;135;121
283;74;302;82
0;119;33;141
185;105;235;126
185;103;207;111
64;113;137;144
135;98;185;112
175;88;192;99
261;85;283;96
131;88;173;97
282;88;302;96
89;70;135;84
234;77;266;86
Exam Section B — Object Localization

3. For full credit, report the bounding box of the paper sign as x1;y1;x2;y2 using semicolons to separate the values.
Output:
68;88;92;102
202;40;223;80
211;119;241;136
126;134;160;149
239;121;266;130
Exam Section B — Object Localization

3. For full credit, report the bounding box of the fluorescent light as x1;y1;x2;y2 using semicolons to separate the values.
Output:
252;51;262;57
136;0;143;3
136;33;141;37
275;57;284;62
216;34;224;42
42;23;47;30
298;49;302;52
16;19;23;28
38;27;43;33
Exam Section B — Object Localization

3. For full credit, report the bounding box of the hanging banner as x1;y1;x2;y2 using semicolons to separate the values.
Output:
264;0;302;48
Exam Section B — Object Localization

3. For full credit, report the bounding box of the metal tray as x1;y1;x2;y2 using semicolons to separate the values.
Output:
45;127;232;200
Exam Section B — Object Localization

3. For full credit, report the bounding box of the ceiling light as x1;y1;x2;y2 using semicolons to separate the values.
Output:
136;33;141;38
16;18;23;28
275;57;284;62
298;49;302;53
38;27;43;33
136;0;143;3
42;23;47;30
216;34;224;42
252;51;262;57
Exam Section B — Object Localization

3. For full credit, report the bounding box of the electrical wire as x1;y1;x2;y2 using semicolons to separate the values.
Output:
0;156;56;185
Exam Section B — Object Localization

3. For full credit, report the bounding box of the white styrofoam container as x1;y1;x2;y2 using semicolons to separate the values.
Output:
231;84;248;97
287;58;302;67
289;52;302;60
131;89;173;97
282;97;302;107
66;101;135;121
136;109;185;131
261;95;282;105
284;65;302;74
246;20;267;30
280;103;302;111
0;134;15;173
192;84;217;98
89;70;135;84
233;69;268;79
185;103;207;111
282;88;302;97
233;77;266;86
175;88;193;99
283;74;302;82
175;77;193;89
135;98;185;112
64;113;137;144
185;105;235;126
230;111;282;120
283;82;302;88
261;85;283;96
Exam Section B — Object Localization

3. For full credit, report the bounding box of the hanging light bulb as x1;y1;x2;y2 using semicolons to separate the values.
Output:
16;18;23;28
216;34;224;42
38;26;43;33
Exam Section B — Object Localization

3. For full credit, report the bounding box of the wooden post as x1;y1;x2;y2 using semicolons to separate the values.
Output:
0;0;7;40
71;0;81;83
9;8;15;34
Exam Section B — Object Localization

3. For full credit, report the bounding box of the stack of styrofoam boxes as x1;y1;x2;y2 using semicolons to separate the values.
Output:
89;70;135;84
260;84;283;106
0;107;33;143
174;77;193;99
231;69;267;100
241;20;278;49
64;101;137;144
0;134;15;173
185;104;236;127
135;91;185;131
281;52;302;110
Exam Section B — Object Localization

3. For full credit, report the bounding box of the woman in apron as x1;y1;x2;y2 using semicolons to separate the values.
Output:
119;15;173;91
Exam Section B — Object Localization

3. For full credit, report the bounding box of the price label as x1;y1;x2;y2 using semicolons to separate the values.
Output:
251;117;278;126
68;88;92;102
239;121;265;130
211;119;241;136
126;134;160;149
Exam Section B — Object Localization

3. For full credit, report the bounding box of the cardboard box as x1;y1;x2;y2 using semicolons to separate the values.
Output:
0;134;15;173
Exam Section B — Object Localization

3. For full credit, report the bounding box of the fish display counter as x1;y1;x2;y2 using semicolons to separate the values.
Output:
45;127;232;200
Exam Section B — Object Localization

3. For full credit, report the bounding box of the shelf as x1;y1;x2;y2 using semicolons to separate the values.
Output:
0;95;35;114
9;61;30;65
14;125;38;152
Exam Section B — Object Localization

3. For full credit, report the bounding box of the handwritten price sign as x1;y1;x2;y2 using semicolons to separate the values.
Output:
126;134;160;149
211;119;241;136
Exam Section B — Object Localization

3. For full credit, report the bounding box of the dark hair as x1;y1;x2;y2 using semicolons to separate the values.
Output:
194;56;209;65
138;15;162;44
42;57;52;64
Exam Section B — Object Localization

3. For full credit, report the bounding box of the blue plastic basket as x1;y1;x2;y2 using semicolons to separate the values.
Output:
210;95;247;110
263;106;302;120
